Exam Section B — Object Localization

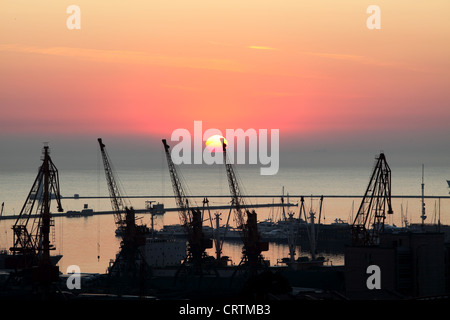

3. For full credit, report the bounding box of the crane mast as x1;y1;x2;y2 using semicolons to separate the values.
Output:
221;138;268;273
162;139;211;270
10;145;63;265
352;152;393;246
8;145;63;296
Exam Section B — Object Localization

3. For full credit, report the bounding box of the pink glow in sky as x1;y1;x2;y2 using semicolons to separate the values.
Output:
0;1;449;144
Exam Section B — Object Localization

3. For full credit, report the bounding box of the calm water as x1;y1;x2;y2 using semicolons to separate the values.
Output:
1;163;449;274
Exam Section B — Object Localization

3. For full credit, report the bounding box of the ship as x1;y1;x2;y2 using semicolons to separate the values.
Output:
155;218;352;252
259;218;352;251
66;204;94;218
0;250;62;270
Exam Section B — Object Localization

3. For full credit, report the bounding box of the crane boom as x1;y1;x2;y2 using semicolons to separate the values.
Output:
222;146;246;230
352;152;393;246
162;139;211;269
221;138;268;272
98;138;128;228
162;139;190;229
97;138;148;280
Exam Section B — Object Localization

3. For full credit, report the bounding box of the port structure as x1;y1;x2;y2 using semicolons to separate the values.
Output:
284;195;323;262
162;139;213;275
351;153;393;246
221;138;268;276
8;145;63;297
303;196;324;260
98;138;149;288
202;197;232;265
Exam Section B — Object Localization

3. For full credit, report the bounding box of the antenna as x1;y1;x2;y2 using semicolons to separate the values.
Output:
421;164;426;230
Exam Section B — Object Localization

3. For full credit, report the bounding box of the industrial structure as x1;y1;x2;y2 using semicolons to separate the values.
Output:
221;138;268;275
0;144;448;301
351;152;393;246
161;139;213;274
98;138;149;291
5;145;63;298
345;152;447;299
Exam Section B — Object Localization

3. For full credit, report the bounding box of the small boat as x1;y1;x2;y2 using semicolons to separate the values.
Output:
115;224;152;237
66;204;94;218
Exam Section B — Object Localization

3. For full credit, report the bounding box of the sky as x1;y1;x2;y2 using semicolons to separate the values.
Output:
1;0;450;170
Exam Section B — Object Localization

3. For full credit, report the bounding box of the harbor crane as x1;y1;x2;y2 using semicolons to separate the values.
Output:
351;152;393;246
162;139;212;273
283;195;323;262
221;138;268;275
98;138;148;281
8;145;63;296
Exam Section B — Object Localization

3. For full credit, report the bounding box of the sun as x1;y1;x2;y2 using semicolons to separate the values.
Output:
205;135;228;152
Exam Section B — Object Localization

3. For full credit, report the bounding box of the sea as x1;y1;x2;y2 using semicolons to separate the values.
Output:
1;162;449;275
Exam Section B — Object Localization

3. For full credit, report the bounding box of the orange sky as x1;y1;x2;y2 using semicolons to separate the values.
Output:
0;0;449;143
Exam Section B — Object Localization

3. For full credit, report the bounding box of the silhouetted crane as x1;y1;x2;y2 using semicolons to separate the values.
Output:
351;152;393;246
162;139;212;273
8;145;63;297
221;138;268;275
97;138;148;282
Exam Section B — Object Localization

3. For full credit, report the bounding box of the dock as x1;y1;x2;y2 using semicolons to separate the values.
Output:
2;193;449;220
0;200;297;220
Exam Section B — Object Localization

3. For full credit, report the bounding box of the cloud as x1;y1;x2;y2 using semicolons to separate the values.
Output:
208;41;235;47
208;41;278;51
160;84;203;92
247;46;278;51
299;50;434;73
0;43;244;72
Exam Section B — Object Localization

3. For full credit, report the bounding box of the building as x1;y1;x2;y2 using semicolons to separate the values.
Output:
345;232;446;299
140;238;186;268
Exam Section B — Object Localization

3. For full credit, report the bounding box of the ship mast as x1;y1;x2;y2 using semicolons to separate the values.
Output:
420;164;427;231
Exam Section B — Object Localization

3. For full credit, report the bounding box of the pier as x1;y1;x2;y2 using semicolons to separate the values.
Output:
1;193;448;220
0;200;297;220
58;194;450;200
